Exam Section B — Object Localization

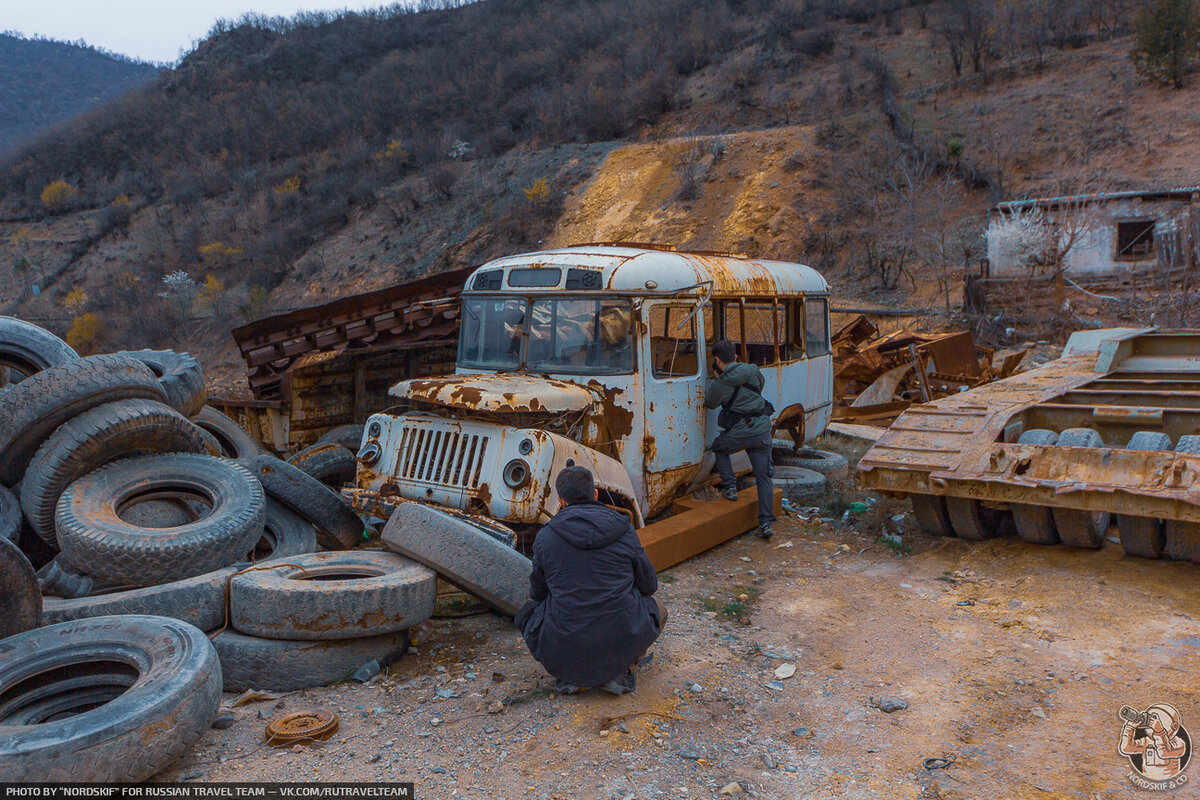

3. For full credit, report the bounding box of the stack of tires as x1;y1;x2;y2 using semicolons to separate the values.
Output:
0;317;441;779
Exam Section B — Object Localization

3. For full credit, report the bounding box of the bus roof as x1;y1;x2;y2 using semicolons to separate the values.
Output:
464;245;828;296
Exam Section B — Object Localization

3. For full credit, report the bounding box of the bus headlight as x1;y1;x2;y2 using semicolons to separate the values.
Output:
503;458;531;490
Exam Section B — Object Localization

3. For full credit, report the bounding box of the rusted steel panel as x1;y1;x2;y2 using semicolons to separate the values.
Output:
638;489;782;571
231;267;473;400
860;329;1200;524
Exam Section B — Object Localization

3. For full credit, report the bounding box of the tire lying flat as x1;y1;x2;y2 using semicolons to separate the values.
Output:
0;354;166;486
212;629;409;692
382;501;531;615
230;550;436;640
0;615;221;782
19;398;211;547
55;453;265;586
771;446;849;478
44;502;319;629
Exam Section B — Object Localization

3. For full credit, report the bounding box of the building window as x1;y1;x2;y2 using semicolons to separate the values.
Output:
1116;219;1155;260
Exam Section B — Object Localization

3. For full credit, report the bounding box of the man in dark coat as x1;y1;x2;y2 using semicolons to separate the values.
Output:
515;466;666;695
705;339;776;538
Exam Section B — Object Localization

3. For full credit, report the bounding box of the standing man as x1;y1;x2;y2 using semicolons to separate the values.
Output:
705;340;776;538
515;466;667;695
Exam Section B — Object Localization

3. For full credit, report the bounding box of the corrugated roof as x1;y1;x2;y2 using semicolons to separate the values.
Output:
994;186;1200;212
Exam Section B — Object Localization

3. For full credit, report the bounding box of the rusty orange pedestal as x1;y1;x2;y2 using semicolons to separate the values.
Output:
638;488;782;571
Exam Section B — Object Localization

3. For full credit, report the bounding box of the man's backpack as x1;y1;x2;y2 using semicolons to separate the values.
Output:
717;385;774;431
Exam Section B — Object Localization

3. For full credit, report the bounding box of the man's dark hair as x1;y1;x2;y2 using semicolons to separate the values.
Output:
713;340;737;362
555;465;595;504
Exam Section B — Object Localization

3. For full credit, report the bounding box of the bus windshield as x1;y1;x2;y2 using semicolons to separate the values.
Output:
458;296;634;375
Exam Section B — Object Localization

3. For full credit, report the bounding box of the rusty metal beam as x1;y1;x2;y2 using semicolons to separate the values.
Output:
638;489;782;571
230;266;474;400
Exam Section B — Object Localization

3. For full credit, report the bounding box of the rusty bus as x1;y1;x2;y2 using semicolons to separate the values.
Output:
346;245;832;557
858;327;1200;562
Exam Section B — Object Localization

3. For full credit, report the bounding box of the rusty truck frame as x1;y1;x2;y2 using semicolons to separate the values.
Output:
859;327;1200;560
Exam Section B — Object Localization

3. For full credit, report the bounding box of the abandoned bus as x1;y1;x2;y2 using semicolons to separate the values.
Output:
351;245;831;532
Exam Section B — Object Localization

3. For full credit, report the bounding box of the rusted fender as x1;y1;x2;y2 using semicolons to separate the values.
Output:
389;374;597;414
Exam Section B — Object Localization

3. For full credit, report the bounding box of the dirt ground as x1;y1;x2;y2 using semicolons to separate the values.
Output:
159;460;1200;800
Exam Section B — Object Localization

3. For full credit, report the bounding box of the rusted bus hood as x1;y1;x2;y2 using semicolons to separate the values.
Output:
389;374;598;414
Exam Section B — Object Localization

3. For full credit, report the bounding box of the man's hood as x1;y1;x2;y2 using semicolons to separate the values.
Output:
550;502;628;549
390;374;596;414
720;361;759;387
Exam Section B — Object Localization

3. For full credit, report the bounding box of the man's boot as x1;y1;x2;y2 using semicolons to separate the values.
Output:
756;522;774;539
600;669;636;696
720;485;739;501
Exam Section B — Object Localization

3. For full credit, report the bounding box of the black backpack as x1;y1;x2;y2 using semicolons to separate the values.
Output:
717;385;774;431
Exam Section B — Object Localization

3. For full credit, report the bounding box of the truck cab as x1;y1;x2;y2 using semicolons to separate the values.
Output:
350;245;832;537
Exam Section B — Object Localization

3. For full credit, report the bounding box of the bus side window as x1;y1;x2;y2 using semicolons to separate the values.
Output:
781;300;803;361
724;301;777;366
805;297;830;358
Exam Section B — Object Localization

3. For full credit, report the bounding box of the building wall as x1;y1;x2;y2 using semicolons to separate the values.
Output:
988;197;1195;279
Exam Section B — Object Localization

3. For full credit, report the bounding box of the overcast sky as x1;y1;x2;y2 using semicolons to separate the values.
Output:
4;1;394;63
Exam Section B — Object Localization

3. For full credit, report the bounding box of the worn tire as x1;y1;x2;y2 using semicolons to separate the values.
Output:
251;500;320;562
287;442;357;489
1116;431;1171;558
248;454;363;550
56;453;266;587
36;558;93;599
1050;428;1111;549
911;494;955;537
42;505;313;630
1163;437;1200;562
193;407;261;459
0;536;41;638
317;424;365;451
42;566;235;630
947;497;1015;540
771;447;849;478
0;615;220;782
382;502;531;615
0;484;20;543
212;629;408;692
772;465;826;502
0;354;167;487
230;550;436;640
0;315;77;382
117;350;207;418
1012;429;1060;545
20;399;211;547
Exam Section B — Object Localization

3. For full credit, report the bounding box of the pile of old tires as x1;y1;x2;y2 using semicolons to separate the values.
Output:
0;317;444;781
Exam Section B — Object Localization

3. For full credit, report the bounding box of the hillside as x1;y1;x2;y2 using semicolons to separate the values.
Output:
0;33;159;156
0;0;1196;380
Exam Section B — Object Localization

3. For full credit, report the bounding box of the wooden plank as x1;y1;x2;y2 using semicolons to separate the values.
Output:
638;489;782;571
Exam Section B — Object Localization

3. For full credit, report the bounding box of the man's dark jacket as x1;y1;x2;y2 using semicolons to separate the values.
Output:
515;501;661;687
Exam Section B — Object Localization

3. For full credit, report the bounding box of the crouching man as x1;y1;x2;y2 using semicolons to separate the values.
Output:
515;466;666;695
